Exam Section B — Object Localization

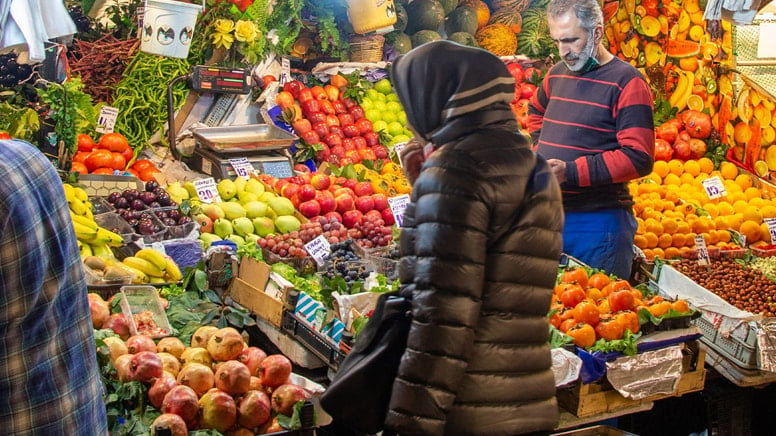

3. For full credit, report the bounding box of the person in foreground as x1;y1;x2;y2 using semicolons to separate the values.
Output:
0;139;108;435
528;0;655;279
386;40;564;436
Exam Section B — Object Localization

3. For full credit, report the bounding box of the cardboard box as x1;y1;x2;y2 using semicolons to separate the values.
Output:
238;258;271;289
229;278;285;327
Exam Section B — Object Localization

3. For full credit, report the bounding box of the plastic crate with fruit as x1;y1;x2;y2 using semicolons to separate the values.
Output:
118;285;173;338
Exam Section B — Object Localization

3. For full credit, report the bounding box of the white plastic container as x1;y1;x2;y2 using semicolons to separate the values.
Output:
140;0;204;59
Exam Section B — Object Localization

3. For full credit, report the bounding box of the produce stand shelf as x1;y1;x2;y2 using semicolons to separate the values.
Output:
702;343;776;388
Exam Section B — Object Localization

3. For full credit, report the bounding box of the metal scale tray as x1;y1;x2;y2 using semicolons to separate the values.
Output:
191;124;297;154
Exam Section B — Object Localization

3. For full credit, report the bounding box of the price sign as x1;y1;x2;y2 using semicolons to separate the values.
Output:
280;57;291;85
766;218;776;244
96;106;119;134
694;234;710;265
394;141;409;163
193;177;222;204
702;176;727;200
304;235;332;267
388;194;411;227
228;157;254;178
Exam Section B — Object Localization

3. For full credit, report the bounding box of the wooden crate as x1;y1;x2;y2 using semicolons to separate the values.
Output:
557;347;706;418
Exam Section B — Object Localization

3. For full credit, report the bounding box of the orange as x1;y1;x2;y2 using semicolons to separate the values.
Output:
643;232;659;248
668;159;685;176
664;246;682;259
634;234;648;249
761;204;776;219
663;173;682;186
661;218;680;234
697;157;714;174
680;173;697;184
672;233;687;247
703;203;719;218
735;173;754;190
716;229;732;243
652;247;665;259
685;233;697;246
743;206;764;224
684;160;701;177
720;161;739;180
658;233;673;249
740;220;762;243
760;222;772;243
717;201;735;216
750;197;766;208
644;218;664;235
744;187;762;201
733;200;751;214
726;213;744;230
653;161;670;178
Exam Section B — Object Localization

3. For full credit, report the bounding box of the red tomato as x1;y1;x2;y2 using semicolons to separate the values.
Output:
131;159;154;172
77;134;95;152
70;161;88;174
85;149;114;172
91;167;115;175
98;133;130;153
110;152;127;171
139;167;160;182
73;151;90;164
0;131;11;139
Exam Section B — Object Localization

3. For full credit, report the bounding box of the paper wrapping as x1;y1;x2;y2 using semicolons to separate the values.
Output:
605;345;684;400
288;373;333;426
332;291;382;330
756;318;776;372
551;347;582;387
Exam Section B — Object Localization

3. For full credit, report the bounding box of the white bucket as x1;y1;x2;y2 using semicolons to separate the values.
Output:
140;0;204;59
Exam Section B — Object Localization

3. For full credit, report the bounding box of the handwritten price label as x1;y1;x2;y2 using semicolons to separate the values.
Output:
304;235;331;267
96;106;119;134
694;234;710;266
228;157;254;177
766;218;776;244
388;194;410;227
193;177;222;204
702;176;727;200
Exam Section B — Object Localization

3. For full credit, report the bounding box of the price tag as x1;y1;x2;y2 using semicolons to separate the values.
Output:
394;141;409;163
694;234;710;265
96;106;119;134
702;176;727;200
193;177;222;204
388;194;411;227
280;57;291;85
304;235;331;267
229;157;254;178
765;218;776;244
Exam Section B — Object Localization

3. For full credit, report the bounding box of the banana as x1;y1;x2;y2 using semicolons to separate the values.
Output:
163;257;183;282
737;87;753;123
122;256;165;278
149;276;167;284
70;213;98;230
121;264;150;284
73;186;89;202
90;242;114;259
68;197;89;216
96;227;124;248
134;248;168;272
79;241;93;258
669;70;689;109
73;221;98;241
63;183;75;202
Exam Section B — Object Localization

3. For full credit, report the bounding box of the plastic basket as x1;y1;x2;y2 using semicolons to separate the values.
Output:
90;196;115;215
348;35;384;63
694;315;758;370
118;285;173;338
94;212;135;245
281;311;345;370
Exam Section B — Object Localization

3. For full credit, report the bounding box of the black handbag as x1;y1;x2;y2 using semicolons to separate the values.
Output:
320;291;412;434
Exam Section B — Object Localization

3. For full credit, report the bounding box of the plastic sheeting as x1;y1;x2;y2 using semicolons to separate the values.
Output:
0;0;76;63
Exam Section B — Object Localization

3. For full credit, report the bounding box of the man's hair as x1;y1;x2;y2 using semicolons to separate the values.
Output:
547;0;604;32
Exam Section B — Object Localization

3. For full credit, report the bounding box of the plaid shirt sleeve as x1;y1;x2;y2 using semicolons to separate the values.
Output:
0;139;108;435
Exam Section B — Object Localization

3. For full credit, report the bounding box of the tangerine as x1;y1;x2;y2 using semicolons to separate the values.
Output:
740;220;762;243
720;161;739;180
653;161;670;178
735;173;754;190
697;157;714;174
684;160;701;176
668;159;685;176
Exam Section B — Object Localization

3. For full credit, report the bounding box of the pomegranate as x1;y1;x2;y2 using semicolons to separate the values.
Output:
655;122;678;144
654;139;674;162
259;354;292;388
271;383;309;416
180;347;213;367
88;293;110;328
258;417;283;434
190;325;219;348
126;334;157;354
684;111;712;139
198;388;237;432
128;351;163;384
157;352;181;377
176;362;214;397
215;360;252;396
206;327;245;361
101;336;128;363
102;313;131;340
114;353;134;383
151;413;188;436
162;385;200;427
237;389;272;428
688;138;708;159
237;346;267;376
672;140;693;161
248;376;265;392
148;372;178;408
156;336;186;359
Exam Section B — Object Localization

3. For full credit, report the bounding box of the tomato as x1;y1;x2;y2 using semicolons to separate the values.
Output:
567;323;596;348
92;167;115;175
70;161;88;174
77;134;95;152
85;149;114;172
111;152;127;171
0;131;11;140
572;301;600;326
131;159;154;172
614;311;640;334
139;167;160;182
608;289;636;313
595;315;625;341
73;151;90;164
560;284;587;308
560;267;588;288
671;299;691;314
121;146;134;163
587;272;611;290
125;168;140;179
98;133;130;153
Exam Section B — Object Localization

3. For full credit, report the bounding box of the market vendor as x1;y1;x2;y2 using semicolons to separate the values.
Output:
528;0;655;279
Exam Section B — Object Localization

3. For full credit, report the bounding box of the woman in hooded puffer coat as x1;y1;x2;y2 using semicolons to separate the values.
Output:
385;40;564;436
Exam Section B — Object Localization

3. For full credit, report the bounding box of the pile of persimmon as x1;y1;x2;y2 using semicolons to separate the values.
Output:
549;266;692;349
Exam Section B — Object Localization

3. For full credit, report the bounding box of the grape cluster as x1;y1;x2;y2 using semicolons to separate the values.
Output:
257;216;349;259
0;52;34;89
348;214;393;249
320;240;371;289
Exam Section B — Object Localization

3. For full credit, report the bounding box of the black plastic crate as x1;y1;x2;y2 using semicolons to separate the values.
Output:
281;311;345;370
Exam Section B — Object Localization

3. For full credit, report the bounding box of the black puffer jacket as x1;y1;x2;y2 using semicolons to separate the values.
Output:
385;41;564;436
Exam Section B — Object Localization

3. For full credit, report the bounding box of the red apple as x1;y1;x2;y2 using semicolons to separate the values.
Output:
301;99;321;117
335;193;355;213
337;113;355;127
329;125;345;138
342;209;364;228
365;209;383;223
294;164;311;174
324;211;342;224
336;186;356;198
325;114;340;128
324;84;340;101
330;145;345;158
332;100;347;114
316;191;337;214
299;184;317;201
323;133;343;148
297;87;313;103
373;145;389;159
301;130;320;145
341;138;356;151
289;193;301;209
281;183;300;199
307;111;326;125
310;172;331;190
320;100;336;115
282;80;304;99
349;105;365;120
298;199;322;218
352;136;368;150
354;195;375;214
311;85;327;100
372;193;389;210
312;122;329;138
355;118;373;135
381;207;396;226
273;178;290;193
353;181;375;197
342;123;361;138
342;97;358;109
363;131;380;147
315;143;331;162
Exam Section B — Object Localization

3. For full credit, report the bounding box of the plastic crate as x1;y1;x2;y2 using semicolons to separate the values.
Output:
750;245;776;257
93;212;134;245
89;196;114;215
118;285;173;338
281;311;345;370
149;206;197;240
694;315;758;370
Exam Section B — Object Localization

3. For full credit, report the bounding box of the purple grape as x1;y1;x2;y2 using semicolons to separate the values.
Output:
168;210;181;221
131;199;145;211
137;219;154;234
149;202;161;209
139;191;157;205
114;197;129;209
107;192;121;203
162;218;177;226
157;193;172;206
122;189;139;202
156;211;169;219
145;180;160;192
177;216;192;225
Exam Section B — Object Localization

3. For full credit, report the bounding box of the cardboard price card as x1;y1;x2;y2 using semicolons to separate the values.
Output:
228;157;255;178
766;217;776;243
304;235;331;267
388;194;410;227
702;176;727;200
193;177;222;204
694;234;710;265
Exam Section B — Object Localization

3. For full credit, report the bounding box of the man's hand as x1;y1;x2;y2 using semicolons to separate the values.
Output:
547;159;567;184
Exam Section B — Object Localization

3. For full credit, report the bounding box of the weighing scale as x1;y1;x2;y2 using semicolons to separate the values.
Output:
167;66;298;179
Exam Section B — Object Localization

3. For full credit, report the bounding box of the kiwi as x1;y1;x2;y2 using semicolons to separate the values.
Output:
84;255;107;271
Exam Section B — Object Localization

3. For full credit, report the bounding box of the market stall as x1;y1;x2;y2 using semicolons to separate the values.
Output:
4;0;776;434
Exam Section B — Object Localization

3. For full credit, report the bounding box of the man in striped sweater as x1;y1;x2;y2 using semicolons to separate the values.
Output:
528;0;655;279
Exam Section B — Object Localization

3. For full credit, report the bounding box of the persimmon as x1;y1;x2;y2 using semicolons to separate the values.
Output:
614;310;640;334
560;267;589;288
572;301;600;326
587;272;611;290
567;323;596;348
671;299;691;313
608;289;636;313
559;318;578;333
595;315;625;341
560;284;587;308
601;279;631;297
647;300;672;317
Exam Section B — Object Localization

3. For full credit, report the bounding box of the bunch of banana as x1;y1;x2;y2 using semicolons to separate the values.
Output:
64;184;94;220
669;69;696;112
121;248;183;284
64;183;126;258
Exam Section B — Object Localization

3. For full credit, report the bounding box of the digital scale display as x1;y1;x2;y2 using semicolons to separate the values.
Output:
190;66;251;94
191;147;294;180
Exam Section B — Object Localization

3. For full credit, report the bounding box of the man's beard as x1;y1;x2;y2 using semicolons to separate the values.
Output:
564;34;596;72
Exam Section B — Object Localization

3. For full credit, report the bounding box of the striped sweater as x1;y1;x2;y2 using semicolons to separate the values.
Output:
528;57;655;211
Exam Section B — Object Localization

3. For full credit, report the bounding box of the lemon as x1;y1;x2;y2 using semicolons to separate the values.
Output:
755;160;770;178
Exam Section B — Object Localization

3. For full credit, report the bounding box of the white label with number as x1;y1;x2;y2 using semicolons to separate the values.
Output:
229;157;254;177
304;235;331;267
388;194;411;227
96;106;119;134
702;176;727;199
766;218;776;244
193;177;222;204
280;57;291;85
694;234;710;265
394;142;409;163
